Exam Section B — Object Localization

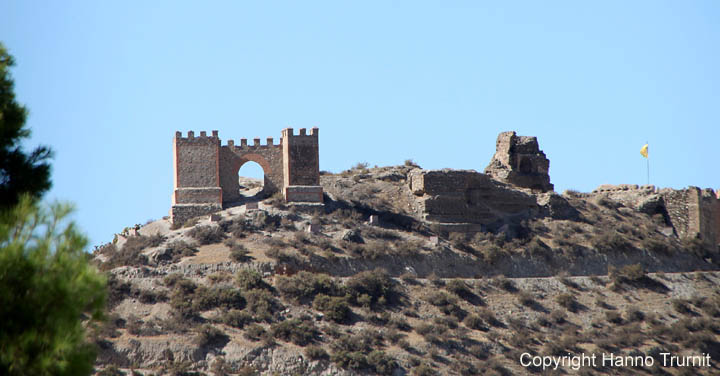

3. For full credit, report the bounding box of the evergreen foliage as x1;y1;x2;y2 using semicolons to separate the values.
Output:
0;197;106;376
0;43;53;208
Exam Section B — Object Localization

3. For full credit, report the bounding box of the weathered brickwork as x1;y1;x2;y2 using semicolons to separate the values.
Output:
662;187;720;248
219;138;284;204
485;131;554;192
408;169;539;226
171;128;322;224
592;184;720;248
282;128;320;187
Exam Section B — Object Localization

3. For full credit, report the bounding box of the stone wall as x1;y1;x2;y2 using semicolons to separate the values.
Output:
662;187;720;248
219;138;284;203
484;131;553;192
282;128;320;186
591;184;720;248
408;169;539;227
171;131;222;224
171;128;323;224
281;128;322;203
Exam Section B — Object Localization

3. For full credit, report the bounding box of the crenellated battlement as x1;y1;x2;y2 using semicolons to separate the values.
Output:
282;127;319;138
174;130;220;141
171;128;323;225
224;137;281;149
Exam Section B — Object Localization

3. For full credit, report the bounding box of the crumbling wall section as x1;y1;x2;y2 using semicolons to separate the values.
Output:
698;189;720;249
662;187;720;248
593;184;720;248
484;131;553;192
408;169;539;226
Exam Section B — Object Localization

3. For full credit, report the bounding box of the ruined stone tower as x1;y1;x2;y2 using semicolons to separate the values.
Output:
171;128;323;224
484;131;554;192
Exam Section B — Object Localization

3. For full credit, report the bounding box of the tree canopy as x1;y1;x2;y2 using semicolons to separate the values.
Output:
0;44;106;376
0;42;53;209
0;197;106;376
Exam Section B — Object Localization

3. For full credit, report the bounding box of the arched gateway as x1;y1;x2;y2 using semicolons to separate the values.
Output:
170;128;323;224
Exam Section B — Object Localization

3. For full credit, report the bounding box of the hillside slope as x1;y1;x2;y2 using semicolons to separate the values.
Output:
92;165;720;376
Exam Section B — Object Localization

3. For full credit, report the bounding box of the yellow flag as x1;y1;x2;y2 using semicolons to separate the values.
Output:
640;144;648;158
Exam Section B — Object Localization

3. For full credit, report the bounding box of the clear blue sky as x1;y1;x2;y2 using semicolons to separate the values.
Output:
2;1;719;247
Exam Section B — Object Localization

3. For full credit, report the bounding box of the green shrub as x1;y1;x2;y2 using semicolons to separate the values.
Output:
168;277;199;319
163;273;186;288
345;269;397;308
244;324;265;341
193;324;228;348
220;217;250;239
167;276;244;320
251;211;281;231
106;274;132;308
134;286;166;304
271;319;318;346
305;345;329;360
243;288;277;322
446;279;472;297
188;225;226;245
100;236;151;270
275;271;342;302
220;309;253;328
366;350;397;375
556;293;579;312
228;242;251;262
192;286;245;311
425;291;456;307
464;314;487;331
331;351;368;370
313;294;351;323
412;364;438;376
235;269;269;291
207;272;232;284
389;316;411;331
594;231;633;253
478;308;503;327
163;240;197;263
424;291;465;319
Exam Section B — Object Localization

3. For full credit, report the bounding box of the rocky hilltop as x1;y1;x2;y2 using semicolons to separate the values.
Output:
92;132;720;376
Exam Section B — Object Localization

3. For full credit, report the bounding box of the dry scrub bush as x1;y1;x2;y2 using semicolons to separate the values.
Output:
271;318;318;346
188;225;225;245
275;271;342;302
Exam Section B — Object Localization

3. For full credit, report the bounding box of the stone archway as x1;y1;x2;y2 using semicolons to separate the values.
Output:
237;160;265;198
219;152;276;204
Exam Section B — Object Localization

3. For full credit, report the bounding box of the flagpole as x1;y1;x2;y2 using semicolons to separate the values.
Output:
646;140;649;185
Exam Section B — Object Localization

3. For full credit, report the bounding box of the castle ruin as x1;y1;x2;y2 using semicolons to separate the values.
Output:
171;128;322;225
169;128;720;249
